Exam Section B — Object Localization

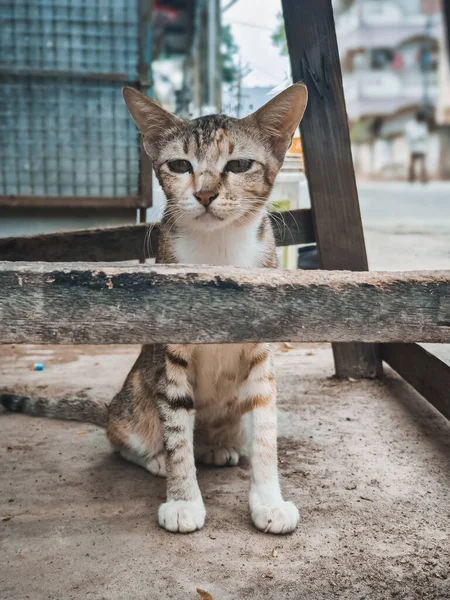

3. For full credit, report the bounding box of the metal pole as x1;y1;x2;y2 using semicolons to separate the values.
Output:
422;14;433;109
208;0;217;110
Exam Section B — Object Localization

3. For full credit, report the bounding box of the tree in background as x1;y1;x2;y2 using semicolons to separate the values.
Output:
221;23;239;83
271;12;288;56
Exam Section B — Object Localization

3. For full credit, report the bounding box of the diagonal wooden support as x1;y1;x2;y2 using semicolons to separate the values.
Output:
382;343;450;422
281;0;381;378
1;263;449;345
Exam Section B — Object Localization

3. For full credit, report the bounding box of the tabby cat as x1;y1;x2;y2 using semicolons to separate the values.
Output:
1;83;308;534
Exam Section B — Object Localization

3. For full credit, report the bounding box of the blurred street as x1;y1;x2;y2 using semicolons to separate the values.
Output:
358;181;450;270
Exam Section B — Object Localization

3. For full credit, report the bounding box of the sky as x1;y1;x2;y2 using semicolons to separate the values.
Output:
222;0;291;88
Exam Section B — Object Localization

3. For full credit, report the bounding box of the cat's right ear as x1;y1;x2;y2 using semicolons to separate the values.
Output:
122;87;184;158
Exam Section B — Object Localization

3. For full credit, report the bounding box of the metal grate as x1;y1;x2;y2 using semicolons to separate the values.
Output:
0;0;147;200
0;0;139;77
0;77;139;197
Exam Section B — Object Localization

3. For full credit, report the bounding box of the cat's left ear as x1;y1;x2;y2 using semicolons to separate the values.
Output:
122;86;184;159
245;83;308;160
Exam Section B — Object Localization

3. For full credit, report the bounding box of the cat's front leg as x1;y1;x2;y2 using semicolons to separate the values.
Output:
156;344;205;533
241;344;299;534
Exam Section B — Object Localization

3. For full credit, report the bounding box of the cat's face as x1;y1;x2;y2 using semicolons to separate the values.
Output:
123;85;308;232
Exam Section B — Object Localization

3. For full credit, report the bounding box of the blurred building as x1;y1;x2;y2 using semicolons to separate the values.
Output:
335;0;450;180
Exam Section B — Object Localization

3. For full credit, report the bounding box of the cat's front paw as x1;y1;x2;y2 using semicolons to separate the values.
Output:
158;499;206;533
198;446;239;467
251;501;299;534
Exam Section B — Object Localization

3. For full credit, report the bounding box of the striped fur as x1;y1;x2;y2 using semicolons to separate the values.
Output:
0;393;107;427
3;84;308;534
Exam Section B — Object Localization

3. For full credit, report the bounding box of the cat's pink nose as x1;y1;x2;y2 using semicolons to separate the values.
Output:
194;191;218;207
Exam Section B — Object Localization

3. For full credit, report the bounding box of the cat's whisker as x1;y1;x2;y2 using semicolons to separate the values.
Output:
266;210;284;242
277;211;297;245
166;211;186;237
144;221;159;259
143;223;151;259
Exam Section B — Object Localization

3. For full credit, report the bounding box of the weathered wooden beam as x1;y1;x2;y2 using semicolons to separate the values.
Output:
0;224;156;263
1;263;449;345
382;343;450;422
282;0;381;378
0;209;315;262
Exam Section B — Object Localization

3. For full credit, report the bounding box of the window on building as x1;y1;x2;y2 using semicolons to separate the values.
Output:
371;48;394;70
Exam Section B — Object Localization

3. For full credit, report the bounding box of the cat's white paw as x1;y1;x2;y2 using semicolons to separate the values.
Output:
251;501;299;534
199;447;240;466
147;452;166;477
158;499;206;533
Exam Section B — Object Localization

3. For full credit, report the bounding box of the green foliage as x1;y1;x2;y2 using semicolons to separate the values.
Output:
221;24;239;84
271;12;288;56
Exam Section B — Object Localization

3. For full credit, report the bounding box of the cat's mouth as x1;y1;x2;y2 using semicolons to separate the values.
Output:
195;211;224;222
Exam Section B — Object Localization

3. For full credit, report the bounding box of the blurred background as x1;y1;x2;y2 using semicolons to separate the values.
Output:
0;0;449;271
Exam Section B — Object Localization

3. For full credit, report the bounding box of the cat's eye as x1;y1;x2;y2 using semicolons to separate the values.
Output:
168;159;192;174
226;159;253;173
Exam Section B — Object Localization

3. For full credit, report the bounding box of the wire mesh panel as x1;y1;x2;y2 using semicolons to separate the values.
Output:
1;0;139;77
0;77;139;197
0;0;144;201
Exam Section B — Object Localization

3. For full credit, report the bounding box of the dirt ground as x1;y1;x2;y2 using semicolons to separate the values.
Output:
1;343;449;600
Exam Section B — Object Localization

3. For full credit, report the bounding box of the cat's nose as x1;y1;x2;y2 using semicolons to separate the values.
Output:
194;191;218;207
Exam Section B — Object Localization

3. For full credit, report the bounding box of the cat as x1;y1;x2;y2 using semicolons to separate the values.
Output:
1;83;308;534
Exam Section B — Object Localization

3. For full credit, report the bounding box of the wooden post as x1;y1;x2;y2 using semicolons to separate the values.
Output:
444;0;450;67
281;0;381;378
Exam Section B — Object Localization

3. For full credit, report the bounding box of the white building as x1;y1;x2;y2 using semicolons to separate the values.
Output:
335;0;450;179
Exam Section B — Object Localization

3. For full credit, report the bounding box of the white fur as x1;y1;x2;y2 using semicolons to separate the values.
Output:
121;437;167;477
121;448;167;477
174;218;263;267
250;498;299;534
158;499;206;533
127;433;152;458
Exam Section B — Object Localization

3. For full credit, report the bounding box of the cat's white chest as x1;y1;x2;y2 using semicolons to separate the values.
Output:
175;222;261;416
173;223;262;267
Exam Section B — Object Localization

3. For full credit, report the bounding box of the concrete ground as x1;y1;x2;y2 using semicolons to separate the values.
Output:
358;181;450;271
1;344;450;600
1;182;450;599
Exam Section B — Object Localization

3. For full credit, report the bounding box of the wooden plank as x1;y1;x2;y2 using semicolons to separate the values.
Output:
0;224;157;263
0;209;315;262
0;264;449;345
382;343;450;422
0;195;152;209
281;0;381;378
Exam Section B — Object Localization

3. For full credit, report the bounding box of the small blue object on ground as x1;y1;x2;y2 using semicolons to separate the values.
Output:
33;363;44;371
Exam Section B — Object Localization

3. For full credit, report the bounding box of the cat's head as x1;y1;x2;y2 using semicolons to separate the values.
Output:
123;84;307;232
